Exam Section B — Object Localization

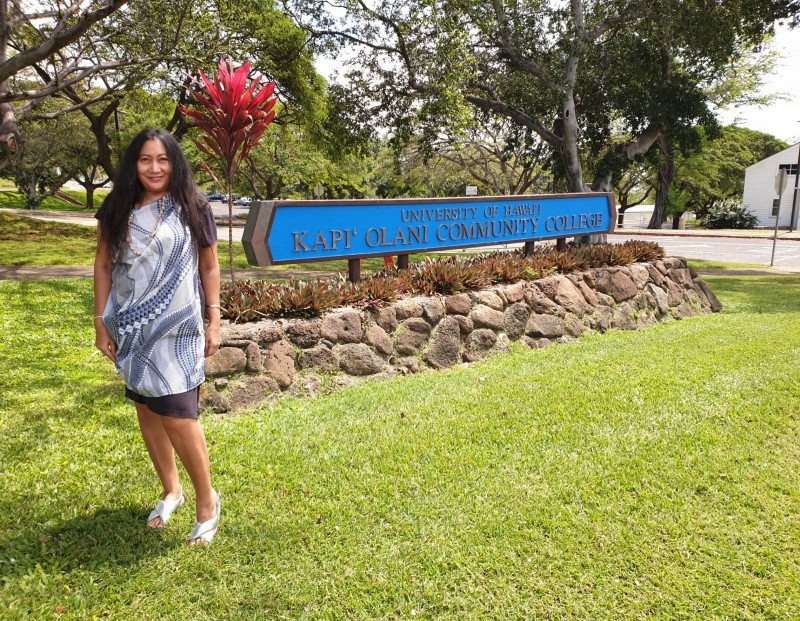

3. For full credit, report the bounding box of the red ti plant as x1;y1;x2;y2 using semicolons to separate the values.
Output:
180;58;277;279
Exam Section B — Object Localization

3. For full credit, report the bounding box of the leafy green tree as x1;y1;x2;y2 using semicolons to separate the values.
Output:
241;123;313;199
371;139;468;199
9;109;95;208
76;162;111;211
667;126;789;224
20;0;332;187
425;119;551;196
641;38;787;229
295;0;795;204
610;156;655;226
371;118;552;199
290;149;372;200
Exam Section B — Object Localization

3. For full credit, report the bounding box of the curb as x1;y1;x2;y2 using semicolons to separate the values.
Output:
609;230;800;242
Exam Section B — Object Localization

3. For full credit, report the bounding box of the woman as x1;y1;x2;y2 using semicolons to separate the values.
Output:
93;128;222;544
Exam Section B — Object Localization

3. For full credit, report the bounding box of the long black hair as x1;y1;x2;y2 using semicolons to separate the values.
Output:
97;128;209;261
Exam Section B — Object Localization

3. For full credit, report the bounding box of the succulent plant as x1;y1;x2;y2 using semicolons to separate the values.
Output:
219;242;665;322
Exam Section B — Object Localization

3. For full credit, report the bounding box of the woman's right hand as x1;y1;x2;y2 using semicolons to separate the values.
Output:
94;319;117;363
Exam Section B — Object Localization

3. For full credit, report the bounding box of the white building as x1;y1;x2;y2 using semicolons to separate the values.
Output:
619;205;693;229
742;142;800;228
621;204;655;228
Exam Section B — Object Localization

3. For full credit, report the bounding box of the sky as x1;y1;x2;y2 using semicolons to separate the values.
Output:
716;23;800;145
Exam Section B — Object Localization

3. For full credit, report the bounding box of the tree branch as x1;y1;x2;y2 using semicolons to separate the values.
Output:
4;56;179;104
463;93;561;146
17;88;121;119
583;3;649;41
10;9;59;25
490;0;562;92
312;29;401;55
0;0;129;85
591;124;664;191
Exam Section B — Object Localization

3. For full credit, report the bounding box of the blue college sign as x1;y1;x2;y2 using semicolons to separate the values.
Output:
242;193;616;266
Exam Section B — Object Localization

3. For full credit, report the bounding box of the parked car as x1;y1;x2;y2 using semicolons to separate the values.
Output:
233;196;253;206
208;193;225;201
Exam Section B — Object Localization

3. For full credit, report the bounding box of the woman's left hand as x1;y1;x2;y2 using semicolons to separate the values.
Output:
205;323;221;357
198;243;221;358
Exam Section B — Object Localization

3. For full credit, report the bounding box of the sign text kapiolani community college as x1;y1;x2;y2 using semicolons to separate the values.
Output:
242;193;616;266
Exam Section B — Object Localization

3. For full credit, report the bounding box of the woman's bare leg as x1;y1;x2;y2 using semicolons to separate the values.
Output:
160;416;217;542
135;403;182;528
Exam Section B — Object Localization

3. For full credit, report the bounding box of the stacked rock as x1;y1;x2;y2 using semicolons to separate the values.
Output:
201;257;721;413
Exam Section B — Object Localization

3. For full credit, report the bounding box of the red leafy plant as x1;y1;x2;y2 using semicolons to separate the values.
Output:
180;58;277;279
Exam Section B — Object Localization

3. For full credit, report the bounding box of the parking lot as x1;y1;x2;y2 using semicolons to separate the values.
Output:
207;198;252;221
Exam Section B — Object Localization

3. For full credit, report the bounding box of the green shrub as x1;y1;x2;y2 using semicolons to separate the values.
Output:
702;201;758;229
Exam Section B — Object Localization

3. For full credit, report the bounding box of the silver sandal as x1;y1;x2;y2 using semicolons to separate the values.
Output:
188;491;220;544
148;486;185;528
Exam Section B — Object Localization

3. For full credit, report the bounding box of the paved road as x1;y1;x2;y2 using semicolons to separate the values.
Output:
610;232;800;270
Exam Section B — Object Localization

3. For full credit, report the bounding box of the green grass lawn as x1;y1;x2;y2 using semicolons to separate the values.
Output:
0;190;107;212
0;274;798;619
687;258;769;271
0;213;98;266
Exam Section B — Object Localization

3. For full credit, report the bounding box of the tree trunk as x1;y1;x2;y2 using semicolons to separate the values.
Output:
267;175;283;199
0;2;20;169
81;100;119;180
590;124;663;192
616;196;629;227
561;90;611;245
648;136;674;229
86;185;95;210
27;177;37;209
0;101;19;166
559;92;584;193
227;183;235;281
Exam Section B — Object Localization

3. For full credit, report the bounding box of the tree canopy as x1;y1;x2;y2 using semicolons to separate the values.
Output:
3;0;798;215
293;0;797;201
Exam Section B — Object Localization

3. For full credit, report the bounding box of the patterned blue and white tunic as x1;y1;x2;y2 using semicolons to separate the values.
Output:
102;195;205;397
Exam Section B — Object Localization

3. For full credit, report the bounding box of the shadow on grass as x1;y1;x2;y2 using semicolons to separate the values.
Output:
0;505;178;575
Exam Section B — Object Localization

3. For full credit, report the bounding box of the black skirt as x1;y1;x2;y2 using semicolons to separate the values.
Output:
125;386;200;419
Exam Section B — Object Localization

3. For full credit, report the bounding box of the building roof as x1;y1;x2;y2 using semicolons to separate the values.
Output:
744;142;800;173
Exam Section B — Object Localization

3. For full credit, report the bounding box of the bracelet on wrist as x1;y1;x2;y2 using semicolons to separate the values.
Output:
93;315;104;320
206;304;221;309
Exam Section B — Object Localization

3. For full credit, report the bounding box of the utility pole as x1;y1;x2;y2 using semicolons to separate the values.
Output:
789;141;800;231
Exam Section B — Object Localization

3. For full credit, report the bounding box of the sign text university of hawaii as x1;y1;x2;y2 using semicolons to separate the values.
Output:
243;193;616;280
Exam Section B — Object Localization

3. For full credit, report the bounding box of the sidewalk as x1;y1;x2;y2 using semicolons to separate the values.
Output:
0;264;338;281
